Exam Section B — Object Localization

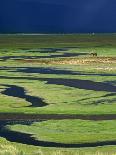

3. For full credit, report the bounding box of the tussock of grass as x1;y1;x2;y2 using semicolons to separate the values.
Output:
0;145;23;155
0;145;116;155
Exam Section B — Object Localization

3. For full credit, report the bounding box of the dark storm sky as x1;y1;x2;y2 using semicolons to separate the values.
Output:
0;0;116;33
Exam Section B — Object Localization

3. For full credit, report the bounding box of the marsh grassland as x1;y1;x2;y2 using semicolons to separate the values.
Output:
0;34;116;155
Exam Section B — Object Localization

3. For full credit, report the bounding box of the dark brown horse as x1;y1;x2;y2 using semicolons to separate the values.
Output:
89;52;97;57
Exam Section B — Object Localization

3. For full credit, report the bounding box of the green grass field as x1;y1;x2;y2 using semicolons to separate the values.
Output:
7;120;116;144
0;34;116;155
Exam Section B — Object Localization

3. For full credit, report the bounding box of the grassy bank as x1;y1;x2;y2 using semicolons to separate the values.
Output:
7;120;116;144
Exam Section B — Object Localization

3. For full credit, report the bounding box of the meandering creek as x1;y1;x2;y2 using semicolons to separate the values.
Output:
0;120;116;148
0;52;88;61
1;84;47;107
0;48;116;148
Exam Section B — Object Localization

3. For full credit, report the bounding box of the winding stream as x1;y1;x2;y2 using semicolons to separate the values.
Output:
1;84;47;107
0;52;88;61
0;120;116;148
39;78;116;93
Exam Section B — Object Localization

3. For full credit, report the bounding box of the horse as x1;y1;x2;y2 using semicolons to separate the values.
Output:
89;52;97;57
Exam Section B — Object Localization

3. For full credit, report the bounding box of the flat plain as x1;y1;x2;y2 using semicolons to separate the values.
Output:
0;34;116;155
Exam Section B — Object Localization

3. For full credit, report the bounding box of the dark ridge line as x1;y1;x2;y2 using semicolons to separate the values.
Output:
1;128;116;148
0;114;116;121
0;84;47;107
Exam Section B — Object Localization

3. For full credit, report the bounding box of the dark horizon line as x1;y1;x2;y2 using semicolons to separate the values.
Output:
0;32;116;35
